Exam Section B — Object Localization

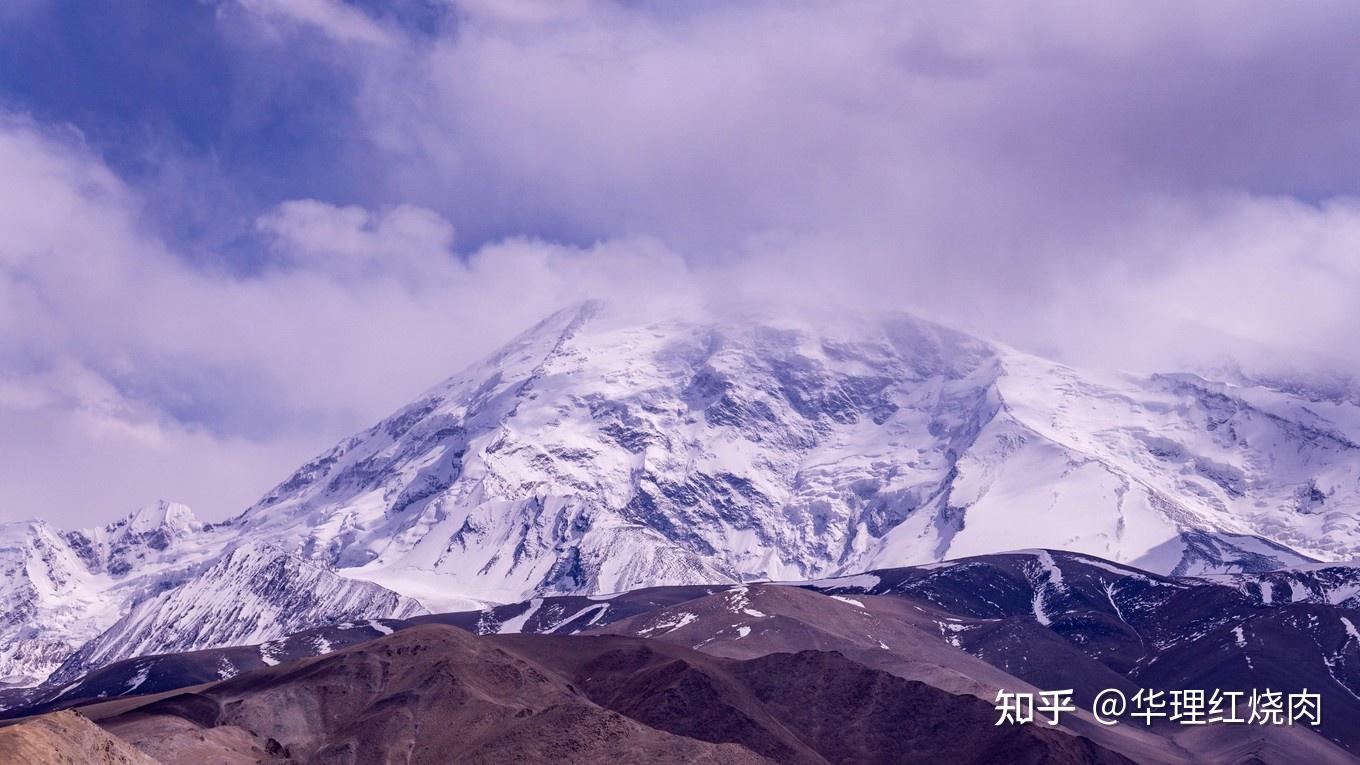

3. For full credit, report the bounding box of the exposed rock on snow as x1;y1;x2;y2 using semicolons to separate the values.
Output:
6;301;1360;690
236;302;1357;604
46;543;425;684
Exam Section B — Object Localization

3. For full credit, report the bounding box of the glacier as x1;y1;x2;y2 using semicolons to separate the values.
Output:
235;301;1352;602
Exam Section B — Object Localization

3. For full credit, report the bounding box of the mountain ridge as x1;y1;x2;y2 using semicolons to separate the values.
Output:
4;300;1360;691
9;548;1360;763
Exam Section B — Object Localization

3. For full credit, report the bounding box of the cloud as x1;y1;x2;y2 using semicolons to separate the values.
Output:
253;0;1360;356
257;200;457;282
1093;195;1360;371
450;0;598;25
0;116;695;524
234;0;395;45
330;0;1360;241
7;1;1360;525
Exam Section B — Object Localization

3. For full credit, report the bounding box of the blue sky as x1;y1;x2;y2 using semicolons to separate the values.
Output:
3;1;382;262
3;0;1360;525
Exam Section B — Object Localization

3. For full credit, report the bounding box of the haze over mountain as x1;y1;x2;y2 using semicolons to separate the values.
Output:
3;302;1358;696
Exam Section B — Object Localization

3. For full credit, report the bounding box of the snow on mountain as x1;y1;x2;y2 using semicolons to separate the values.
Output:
46;542;426;685
229;301;1359;606
1206;562;1360;608
14;550;1360;761
0;521;101;687
0;502;419;690
7;301;1360;690
0;503;220;688
231;301;996;604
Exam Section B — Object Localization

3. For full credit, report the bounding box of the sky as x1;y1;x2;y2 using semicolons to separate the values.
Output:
2;0;1360;526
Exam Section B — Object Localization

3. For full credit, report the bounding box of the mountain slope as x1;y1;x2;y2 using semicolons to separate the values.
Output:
0;507;424;693
45;543;425;686
232;302;1357;607
6;301;1360;692
0;709;156;765
0;503;222;688
807;550;1360;759
12;549;1360;763
41;625;1130;765
100;626;775;765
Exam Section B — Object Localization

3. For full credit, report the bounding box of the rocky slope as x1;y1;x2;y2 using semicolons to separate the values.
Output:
0;709;156;765
35;625;1130;765
11;550;1360;763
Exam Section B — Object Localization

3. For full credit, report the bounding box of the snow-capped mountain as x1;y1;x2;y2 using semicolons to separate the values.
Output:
230;301;1356;605
0;502;218;687
5;300;1360;691
0;503;419;690
46;542;427;685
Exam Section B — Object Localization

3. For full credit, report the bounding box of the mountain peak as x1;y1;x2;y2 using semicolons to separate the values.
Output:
219;305;1360;608
119;501;200;538
7;304;1360;696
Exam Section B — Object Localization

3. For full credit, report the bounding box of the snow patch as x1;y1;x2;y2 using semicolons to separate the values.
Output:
1102;582;1128;625
938;621;970;647
543;603;610;634
805;573;881;591
496;598;544;634
1260;582;1274;605
1029;551;1064;626
259;640;285;666
124;663;150;693
1073;555;1150;582
54;680;82;699
1288;579;1308;603
724;586;767;618
1034;550;1064;585
638;611;698;635
1342;616;1360;642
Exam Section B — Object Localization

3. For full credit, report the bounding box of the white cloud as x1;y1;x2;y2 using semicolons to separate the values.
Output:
234;0;394;45
450;0;598;26
8;1;1360;525
0;116;697;525
257;200;457;283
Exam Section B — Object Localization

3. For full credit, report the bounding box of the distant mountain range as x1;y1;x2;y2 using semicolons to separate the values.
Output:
5;550;1360;763
4;300;1360;717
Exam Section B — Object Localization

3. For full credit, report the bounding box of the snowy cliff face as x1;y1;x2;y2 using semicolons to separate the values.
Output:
232;302;1359;606
232;303;1003;606
46;543;427;684
62;500;204;577
0;521;100;687
0;503;220;688
0;503;420;689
